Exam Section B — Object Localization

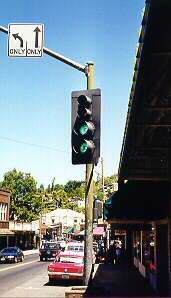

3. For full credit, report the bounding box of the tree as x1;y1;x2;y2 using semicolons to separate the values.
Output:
0;167;117;222
64;180;85;211
94;173;118;199
1;169;40;221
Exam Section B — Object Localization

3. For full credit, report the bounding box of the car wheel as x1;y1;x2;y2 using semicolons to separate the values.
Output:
14;257;18;263
49;277;53;284
40;257;43;261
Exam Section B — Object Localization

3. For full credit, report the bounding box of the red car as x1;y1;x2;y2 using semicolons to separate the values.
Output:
47;251;84;283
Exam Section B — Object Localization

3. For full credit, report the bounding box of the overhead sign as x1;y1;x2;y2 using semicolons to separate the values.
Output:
8;23;44;57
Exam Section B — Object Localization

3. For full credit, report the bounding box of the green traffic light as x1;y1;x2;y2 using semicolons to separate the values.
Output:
79;124;88;136
80;142;88;154
79;122;95;137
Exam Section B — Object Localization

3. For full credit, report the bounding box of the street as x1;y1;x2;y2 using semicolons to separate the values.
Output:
0;254;74;298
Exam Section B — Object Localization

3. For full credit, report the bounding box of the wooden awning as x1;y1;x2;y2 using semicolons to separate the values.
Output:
104;180;169;222
119;0;171;181
0;228;14;235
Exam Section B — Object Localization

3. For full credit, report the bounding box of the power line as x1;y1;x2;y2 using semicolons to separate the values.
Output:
0;135;68;153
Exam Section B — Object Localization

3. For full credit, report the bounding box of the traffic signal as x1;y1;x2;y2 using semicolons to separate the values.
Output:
93;198;103;222
103;197;113;220
71;89;101;165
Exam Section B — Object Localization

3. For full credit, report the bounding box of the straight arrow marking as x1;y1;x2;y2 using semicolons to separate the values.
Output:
34;26;41;48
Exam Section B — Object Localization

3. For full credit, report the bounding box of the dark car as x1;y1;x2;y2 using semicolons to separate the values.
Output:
39;242;61;261
0;247;24;263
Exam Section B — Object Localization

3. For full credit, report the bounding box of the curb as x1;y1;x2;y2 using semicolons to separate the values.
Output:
23;249;39;256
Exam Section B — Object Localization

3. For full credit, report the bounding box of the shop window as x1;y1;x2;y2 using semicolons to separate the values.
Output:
63;216;67;225
142;229;155;270
137;231;141;260
142;231;150;266
133;231;141;260
0;203;8;221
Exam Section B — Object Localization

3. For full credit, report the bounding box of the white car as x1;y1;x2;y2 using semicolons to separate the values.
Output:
65;242;96;264
65;241;84;252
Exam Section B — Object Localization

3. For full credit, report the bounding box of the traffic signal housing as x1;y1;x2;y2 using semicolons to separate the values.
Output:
71;89;101;165
103;197;113;220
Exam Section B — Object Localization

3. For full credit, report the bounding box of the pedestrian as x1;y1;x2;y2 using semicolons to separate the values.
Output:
107;241;116;264
115;240;122;263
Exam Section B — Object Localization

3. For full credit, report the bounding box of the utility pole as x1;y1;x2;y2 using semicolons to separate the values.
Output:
101;157;105;201
84;62;94;286
39;194;44;246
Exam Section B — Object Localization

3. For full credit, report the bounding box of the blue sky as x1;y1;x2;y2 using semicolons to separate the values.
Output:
0;0;145;186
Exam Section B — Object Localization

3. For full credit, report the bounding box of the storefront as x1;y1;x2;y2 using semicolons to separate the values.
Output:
0;190;13;250
104;180;170;296
133;228;156;288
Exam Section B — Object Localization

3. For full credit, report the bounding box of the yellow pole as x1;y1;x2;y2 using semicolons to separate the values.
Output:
84;62;94;286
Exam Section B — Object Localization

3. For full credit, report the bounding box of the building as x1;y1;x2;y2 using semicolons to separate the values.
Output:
9;221;34;250
0;189;13;250
32;208;85;241
104;1;171;296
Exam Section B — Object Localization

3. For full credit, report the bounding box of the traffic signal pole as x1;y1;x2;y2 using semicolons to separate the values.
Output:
84;62;94;286
0;25;96;286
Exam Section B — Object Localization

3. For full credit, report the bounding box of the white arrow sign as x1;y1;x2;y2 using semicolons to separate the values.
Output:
8;23;44;57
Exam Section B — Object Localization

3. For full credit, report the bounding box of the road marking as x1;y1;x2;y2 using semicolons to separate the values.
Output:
0;260;37;272
16;286;41;290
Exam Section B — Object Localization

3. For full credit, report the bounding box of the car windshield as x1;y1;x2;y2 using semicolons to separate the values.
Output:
41;243;60;250
1;248;17;253
66;246;84;252
57;256;83;264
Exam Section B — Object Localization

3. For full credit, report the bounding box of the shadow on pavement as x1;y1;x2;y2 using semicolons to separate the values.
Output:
84;258;157;297
44;279;83;287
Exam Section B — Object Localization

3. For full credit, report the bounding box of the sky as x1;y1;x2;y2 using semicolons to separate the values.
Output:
0;0;145;187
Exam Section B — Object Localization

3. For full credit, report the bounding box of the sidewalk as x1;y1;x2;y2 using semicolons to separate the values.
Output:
84;258;157;297
23;248;39;256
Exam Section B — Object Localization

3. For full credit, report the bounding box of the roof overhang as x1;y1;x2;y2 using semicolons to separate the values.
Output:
104;180;169;223
0;228;14;235
119;0;171;181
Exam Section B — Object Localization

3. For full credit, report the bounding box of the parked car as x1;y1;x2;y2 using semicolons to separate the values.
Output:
0;247;24;263
57;240;66;251
64;241;84;252
65;241;96;264
47;251;84;283
39;242;61;261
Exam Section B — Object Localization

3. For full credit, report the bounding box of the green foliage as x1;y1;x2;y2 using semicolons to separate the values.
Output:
104;174;118;185
94;173;118;199
1;169;39;221
0;168;117;222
